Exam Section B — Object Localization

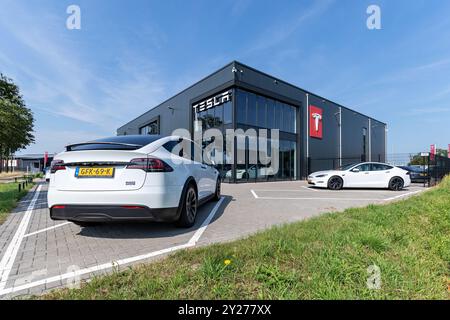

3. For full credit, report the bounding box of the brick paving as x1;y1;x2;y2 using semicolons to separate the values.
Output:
0;181;426;298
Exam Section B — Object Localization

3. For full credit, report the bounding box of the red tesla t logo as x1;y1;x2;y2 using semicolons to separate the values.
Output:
309;105;323;139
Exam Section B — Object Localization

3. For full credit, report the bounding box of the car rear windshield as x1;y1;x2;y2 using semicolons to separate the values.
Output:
407;166;425;173
66;135;162;151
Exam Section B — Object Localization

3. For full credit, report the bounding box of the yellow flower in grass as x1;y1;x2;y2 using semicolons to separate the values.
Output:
224;259;232;266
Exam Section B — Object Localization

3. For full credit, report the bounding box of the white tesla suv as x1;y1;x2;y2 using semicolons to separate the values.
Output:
48;135;220;228
307;162;411;190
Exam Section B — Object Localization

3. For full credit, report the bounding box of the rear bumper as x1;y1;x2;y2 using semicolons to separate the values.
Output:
47;185;185;222
50;205;179;222
48;185;184;208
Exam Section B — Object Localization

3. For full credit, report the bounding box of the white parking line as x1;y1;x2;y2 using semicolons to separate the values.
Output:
250;189;259;199
23;222;72;238
0;196;225;297
257;187;424;194
0;185;42;291
383;189;424;201
254;196;385;201
251;189;426;202
189;197;225;245
302;186;320;192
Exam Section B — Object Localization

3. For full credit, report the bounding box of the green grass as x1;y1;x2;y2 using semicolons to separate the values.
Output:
0;182;34;224
44;178;450;300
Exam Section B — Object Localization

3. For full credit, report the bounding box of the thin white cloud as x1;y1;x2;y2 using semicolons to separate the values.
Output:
0;2;168;130
246;0;334;54
230;0;253;17
409;107;450;116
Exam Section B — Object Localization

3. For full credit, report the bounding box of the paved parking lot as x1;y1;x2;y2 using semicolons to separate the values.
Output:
0;180;426;298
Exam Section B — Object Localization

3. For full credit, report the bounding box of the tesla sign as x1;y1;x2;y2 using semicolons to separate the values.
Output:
309;105;323;139
193;90;232;113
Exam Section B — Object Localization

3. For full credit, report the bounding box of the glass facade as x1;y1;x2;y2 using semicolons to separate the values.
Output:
195;100;233;182
236;89;296;133
192;88;298;183
235;89;297;182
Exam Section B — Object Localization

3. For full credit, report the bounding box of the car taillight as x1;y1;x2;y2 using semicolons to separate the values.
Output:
126;157;173;172
50;160;66;173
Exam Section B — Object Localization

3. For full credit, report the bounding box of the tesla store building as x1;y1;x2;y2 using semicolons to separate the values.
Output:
117;61;387;183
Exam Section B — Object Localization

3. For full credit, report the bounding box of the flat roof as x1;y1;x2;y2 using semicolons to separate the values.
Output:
118;60;386;130
233;60;386;125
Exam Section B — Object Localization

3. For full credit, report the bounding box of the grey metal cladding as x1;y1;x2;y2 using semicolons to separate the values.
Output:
116;60;387;178
117;62;236;136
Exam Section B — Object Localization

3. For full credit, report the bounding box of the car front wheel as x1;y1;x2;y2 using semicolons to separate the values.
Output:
389;177;404;191
176;184;198;228
328;176;343;190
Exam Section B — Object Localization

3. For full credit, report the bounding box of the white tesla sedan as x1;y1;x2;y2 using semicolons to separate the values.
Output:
307;162;411;190
224;165;275;180
47;135;220;228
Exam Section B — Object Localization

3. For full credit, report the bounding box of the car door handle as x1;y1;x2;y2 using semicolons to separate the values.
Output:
201;165;207;169
364;172;369;174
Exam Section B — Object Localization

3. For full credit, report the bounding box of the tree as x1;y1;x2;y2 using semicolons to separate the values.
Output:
0;74;35;173
409;148;448;166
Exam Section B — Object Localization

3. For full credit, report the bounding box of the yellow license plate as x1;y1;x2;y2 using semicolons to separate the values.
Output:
75;167;115;178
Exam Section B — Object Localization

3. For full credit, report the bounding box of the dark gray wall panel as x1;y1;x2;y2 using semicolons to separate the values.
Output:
371;120;386;162
117;63;236;136
341;109;369;162
307;95;340;172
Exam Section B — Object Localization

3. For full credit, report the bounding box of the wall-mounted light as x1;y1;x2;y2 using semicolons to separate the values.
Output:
334;110;341;126
232;67;243;73
168;106;177;115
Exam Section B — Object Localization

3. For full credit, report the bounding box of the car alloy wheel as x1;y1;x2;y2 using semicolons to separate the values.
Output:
185;188;198;223
328;176;343;190
389;177;404;191
213;178;221;200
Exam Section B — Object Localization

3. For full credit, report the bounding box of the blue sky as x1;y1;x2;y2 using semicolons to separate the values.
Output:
1;0;449;155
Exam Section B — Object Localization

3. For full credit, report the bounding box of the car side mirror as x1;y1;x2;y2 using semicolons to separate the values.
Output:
351;168;360;173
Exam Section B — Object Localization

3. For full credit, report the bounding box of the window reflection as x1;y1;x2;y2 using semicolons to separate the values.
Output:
193;89;298;182
236;89;296;133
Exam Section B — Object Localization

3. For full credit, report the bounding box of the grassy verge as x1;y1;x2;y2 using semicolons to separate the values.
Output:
44;178;450;300
0;182;35;224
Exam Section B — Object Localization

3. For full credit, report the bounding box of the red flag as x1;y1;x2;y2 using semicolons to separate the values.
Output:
44;151;48;167
430;144;436;161
448;144;450;158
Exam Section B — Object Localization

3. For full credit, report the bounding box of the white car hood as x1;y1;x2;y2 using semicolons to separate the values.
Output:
310;170;340;177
